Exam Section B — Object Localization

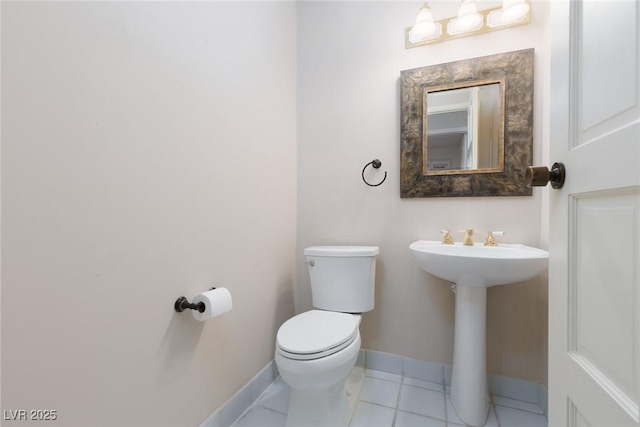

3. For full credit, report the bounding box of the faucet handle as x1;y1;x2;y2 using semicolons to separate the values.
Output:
484;231;505;246
462;228;475;246
440;230;454;245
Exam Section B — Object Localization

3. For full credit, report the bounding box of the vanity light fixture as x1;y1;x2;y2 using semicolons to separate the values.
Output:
409;4;442;43
406;0;531;48
487;0;530;27
447;0;483;36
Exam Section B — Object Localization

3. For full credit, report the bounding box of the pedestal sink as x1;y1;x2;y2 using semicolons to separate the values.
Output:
409;240;548;426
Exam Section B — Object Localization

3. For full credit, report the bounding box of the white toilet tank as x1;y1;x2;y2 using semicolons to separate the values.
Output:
304;246;379;313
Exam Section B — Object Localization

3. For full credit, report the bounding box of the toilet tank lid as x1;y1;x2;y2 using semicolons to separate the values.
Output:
304;246;379;257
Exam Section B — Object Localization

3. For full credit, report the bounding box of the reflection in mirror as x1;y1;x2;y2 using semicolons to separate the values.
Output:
425;81;503;174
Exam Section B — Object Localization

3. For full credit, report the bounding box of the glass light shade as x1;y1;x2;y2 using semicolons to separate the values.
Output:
447;0;483;35
452;0;482;33
458;0;478;18
409;4;441;43
500;0;530;23
416;4;435;25
409;22;437;43
456;0;483;29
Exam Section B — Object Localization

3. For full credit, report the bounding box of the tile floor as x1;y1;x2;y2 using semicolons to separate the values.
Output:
231;368;547;427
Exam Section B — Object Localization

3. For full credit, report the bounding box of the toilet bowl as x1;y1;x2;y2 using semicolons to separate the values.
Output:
275;310;361;427
274;246;378;427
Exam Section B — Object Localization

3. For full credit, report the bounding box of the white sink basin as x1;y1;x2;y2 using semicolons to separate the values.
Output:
409;239;548;426
409;240;549;287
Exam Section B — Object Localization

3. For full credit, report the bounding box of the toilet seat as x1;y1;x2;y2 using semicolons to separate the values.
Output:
277;310;358;361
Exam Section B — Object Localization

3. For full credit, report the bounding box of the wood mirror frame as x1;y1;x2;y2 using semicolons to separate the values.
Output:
400;49;534;198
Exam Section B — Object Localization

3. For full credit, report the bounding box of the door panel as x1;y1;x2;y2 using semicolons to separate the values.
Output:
580;1;637;135
571;190;640;413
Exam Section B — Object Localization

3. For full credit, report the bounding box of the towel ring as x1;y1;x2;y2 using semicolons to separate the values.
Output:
362;159;387;187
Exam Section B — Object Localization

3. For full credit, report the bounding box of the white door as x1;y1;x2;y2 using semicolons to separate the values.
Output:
549;1;640;426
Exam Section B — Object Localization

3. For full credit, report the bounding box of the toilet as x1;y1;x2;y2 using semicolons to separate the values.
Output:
275;246;379;427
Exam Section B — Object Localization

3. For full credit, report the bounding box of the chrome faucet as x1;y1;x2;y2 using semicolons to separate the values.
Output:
462;229;475;246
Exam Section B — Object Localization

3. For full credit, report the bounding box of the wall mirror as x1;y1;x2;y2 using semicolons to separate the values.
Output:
401;49;534;197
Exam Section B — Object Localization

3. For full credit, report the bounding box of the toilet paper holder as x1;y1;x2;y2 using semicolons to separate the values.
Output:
174;288;216;313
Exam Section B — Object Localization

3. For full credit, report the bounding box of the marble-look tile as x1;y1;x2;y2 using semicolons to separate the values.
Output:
359;376;401;408
446;396;466;425
403;377;444;392
397;384;446;420
493;395;544;414
395;410;446;427
365;368;402;383
495;405;547;427
486;406;500;427
255;379;290;414
348;402;395;427
446;400;500;427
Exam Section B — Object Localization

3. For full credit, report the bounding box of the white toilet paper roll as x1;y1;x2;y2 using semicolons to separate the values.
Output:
192;287;233;321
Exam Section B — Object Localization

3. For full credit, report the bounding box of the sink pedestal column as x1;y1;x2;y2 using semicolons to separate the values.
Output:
450;285;489;427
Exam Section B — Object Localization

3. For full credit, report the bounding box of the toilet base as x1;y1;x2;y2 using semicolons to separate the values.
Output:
345;367;365;425
284;367;364;427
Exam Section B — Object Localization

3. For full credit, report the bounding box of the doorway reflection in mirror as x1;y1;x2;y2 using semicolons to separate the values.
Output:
425;81;503;174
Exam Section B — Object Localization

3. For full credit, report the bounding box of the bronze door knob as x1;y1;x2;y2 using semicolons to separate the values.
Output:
526;162;566;189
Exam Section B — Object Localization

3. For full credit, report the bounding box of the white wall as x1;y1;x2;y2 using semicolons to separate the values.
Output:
296;1;550;382
1;2;296;426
